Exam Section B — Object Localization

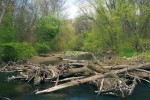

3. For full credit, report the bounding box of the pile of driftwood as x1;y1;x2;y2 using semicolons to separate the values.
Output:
0;59;150;98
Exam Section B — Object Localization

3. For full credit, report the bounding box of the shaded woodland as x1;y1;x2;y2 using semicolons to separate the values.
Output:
0;0;150;99
0;0;149;61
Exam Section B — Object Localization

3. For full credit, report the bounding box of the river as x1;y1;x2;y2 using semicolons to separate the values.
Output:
0;53;150;100
0;72;150;100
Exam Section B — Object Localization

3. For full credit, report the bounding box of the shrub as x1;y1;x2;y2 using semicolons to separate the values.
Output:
118;42;135;57
119;49;134;57
1;42;36;61
34;43;51;54
139;51;150;60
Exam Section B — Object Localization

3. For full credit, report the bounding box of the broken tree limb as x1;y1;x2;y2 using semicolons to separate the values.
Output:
35;62;150;94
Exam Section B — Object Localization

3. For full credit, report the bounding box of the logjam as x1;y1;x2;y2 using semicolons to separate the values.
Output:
0;59;150;98
35;63;150;95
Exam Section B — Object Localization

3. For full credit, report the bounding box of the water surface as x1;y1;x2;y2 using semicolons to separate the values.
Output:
0;54;150;100
0;72;150;100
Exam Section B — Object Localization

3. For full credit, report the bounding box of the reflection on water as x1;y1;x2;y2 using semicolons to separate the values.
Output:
0;72;150;100
64;53;94;60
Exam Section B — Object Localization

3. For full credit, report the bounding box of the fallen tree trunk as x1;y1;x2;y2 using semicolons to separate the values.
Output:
113;63;150;74
103;65;130;70
52;76;86;83
64;67;92;76
63;59;88;63
68;63;86;67
35;74;104;94
87;64;106;73
35;63;150;94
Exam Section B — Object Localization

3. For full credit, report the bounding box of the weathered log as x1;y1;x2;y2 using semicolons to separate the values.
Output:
129;70;150;78
63;59;88;63
68;63;86;67
136;69;150;74
35;63;150;94
103;65;130;70
87;64;106;73
113;63;150;74
52;76;85;82
64;67;92;76
35;73;104;94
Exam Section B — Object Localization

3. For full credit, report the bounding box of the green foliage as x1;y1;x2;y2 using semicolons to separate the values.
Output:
34;43;51;54
37;15;61;43
83;29;103;52
82;0;150;55
55;20;77;51
0;42;36;61
119;49;134;57
139;51;150;60
139;39;150;51
0;6;16;43
118;40;135;57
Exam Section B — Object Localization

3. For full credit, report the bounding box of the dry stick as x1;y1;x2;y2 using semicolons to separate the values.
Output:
35;63;150;94
27;75;35;83
55;75;59;86
98;78;104;95
136;69;150;74
27;70;37;83
127;73;150;83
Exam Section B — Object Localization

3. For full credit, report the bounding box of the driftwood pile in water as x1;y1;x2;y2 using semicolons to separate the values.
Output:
0;59;150;97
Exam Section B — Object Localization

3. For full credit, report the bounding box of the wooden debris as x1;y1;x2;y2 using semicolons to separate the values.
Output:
0;59;150;98
35;63;150;95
